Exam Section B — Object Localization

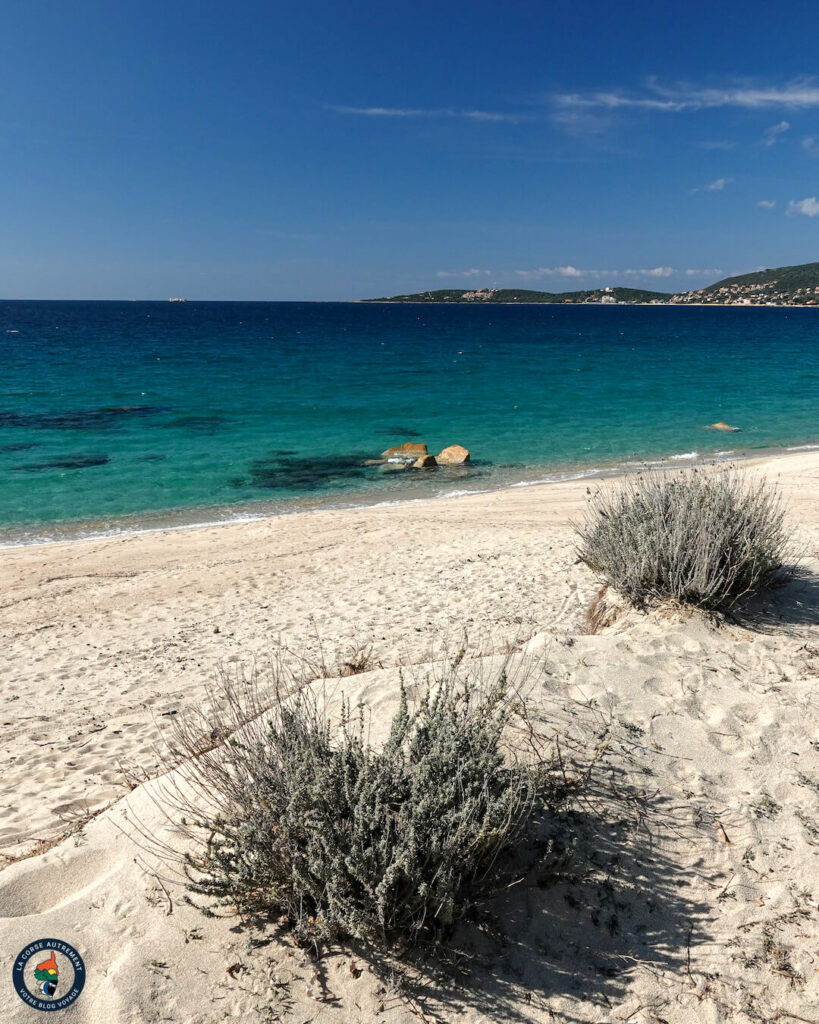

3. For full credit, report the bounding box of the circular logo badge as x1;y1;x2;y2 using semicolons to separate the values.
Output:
12;940;85;1011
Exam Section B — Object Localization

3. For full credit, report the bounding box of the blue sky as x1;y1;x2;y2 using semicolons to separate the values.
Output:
2;0;819;299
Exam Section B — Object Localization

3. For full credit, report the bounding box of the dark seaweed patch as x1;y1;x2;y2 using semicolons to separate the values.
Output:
165;414;228;432
0;405;167;430
137;453;166;462
247;453;373;491
11;454;110;471
376;426;423;437
0;442;38;452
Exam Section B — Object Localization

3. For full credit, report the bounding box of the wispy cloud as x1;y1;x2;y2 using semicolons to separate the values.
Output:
703;177;732;191
762;120;790;146
553;78;819;113
331;105;525;124
514;266;674;282
756;199;776;209
803;136;819;155
632;267;675;278
436;268;492;278
515;265;585;279
685;268;723;276
787;196;819;217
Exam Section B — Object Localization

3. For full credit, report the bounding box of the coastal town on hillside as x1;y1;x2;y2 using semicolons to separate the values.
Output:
671;281;819;305
367;260;819;306
458;284;819;305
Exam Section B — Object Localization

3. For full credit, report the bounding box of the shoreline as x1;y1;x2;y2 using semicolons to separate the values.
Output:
361;299;819;308
2;448;818;845
2;437;818;551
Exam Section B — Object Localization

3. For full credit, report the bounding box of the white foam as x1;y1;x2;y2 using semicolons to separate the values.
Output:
670;451;698;460
785;443;819;452
439;487;492;498
0;511;268;550
510;467;604;487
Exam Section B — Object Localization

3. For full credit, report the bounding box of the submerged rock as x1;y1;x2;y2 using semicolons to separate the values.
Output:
437;444;471;464
247;452;371;491
707;422;741;432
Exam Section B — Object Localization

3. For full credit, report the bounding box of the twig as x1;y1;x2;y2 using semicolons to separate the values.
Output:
715;820;731;844
144;864;174;915
716;872;736;900
685;923;695;987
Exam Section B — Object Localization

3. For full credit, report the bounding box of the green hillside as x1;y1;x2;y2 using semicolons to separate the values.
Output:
702;262;819;294
364;286;672;304
365;262;819;305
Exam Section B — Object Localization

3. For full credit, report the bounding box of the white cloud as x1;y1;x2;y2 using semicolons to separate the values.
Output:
436;268;492;278
762;120;790;146
625;266;674;278
514;266;674;281
787;197;819;217
703;177;732;191
685;268;723;276
803;136;819;155
553;78;819;113
756;200;776;209
331;105;523;123
515;266;585;280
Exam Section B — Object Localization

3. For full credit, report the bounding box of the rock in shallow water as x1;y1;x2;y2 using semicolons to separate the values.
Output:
437;444;471;464
381;442;428;459
707;422;741;432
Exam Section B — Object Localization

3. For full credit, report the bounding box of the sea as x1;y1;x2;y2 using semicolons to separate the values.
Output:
2;299;818;545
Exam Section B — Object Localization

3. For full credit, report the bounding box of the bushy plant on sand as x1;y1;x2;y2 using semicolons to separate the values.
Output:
167;657;557;949
575;469;790;612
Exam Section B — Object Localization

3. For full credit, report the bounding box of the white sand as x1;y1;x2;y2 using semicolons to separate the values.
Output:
1;452;817;1022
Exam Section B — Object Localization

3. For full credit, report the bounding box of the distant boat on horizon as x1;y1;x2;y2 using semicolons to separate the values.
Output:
169;297;187;302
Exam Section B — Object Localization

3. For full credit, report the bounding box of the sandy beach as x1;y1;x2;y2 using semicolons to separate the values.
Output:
1;450;818;1023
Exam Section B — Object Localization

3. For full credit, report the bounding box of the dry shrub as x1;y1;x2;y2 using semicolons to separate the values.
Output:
575;469;790;611
583;585;623;634
337;643;381;677
166;656;560;950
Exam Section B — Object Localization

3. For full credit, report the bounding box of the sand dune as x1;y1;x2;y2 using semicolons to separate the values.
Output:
1;452;818;1022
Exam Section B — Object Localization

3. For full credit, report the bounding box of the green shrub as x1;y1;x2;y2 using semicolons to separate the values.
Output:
171;661;551;949
575;469;790;611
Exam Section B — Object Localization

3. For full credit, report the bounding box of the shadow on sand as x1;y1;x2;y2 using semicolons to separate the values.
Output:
735;564;819;633
395;793;715;1023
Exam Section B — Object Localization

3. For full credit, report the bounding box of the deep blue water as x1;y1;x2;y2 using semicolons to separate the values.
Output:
1;300;818;542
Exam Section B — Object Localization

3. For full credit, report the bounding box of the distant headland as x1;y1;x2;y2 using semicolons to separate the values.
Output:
363;260;819;307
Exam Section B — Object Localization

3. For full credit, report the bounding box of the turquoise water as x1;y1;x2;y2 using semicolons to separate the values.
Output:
1;300;818;543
